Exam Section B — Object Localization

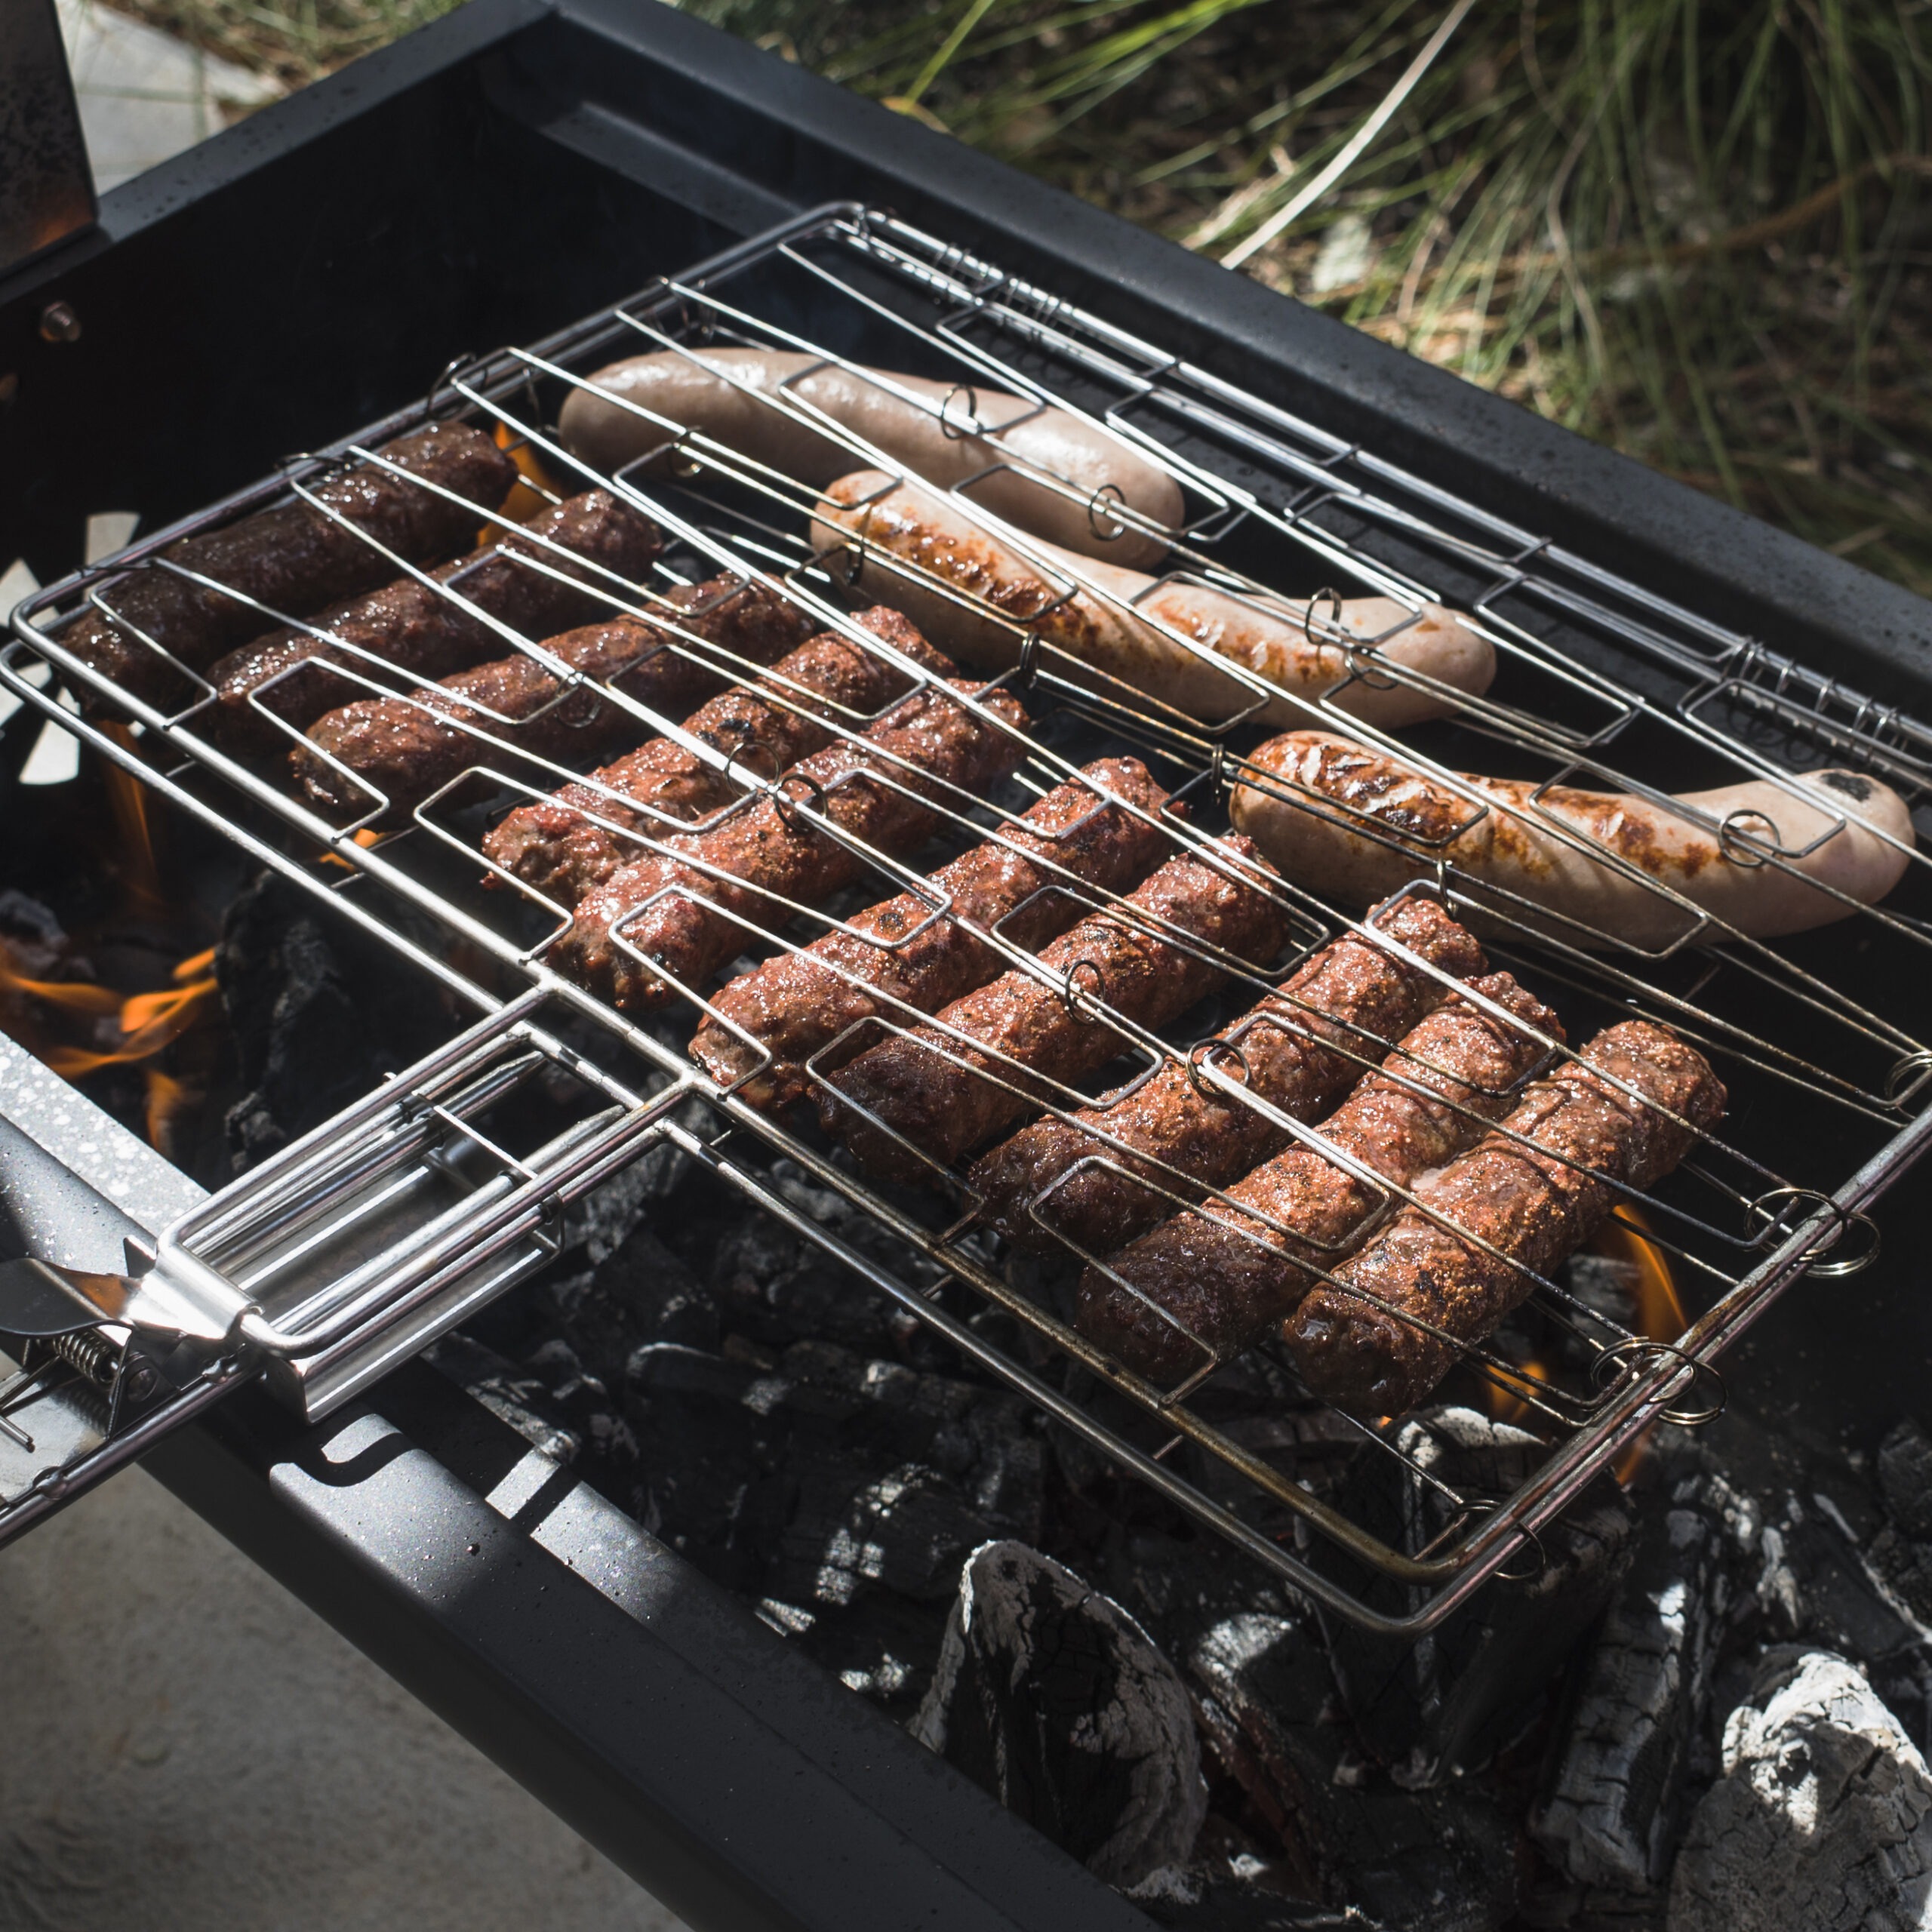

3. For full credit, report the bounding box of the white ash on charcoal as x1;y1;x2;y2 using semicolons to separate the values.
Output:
1532;1469;1739;1894
910;1540;1208;1889
1315;1407;1635;1785
1666;1647;1932;1932
216;870;453;1168
1187;1605;1522;1930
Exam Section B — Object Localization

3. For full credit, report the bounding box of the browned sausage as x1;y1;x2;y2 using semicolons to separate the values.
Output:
969;893;1488;1256
1076;973;1560;1382
291;577;813;821
63;423;515;709
1285;1018;1726;1415
208;490;662;750
1231;729;1915;944
556;675;1030;1009
688;756;1176;1109
817;837;1293;1184
481;608;948;908
811;472;1495;729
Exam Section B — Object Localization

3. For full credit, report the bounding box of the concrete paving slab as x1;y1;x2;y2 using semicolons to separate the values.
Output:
56;0;283;192
0;1464;691;1930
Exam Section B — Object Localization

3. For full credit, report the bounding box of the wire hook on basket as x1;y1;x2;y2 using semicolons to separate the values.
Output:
1589;1336;1727;1427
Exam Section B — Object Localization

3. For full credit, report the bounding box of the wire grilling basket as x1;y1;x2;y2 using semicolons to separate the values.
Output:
5;202;1929;1633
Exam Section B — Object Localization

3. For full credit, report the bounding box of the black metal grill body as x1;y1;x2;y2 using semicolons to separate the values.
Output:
5;3;1932;1926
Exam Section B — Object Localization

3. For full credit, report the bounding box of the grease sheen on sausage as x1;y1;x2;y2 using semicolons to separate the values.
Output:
481;608;946;909
810;471;1494;731
688;756;1175;1109
558;347;1183;568
1075;972;1559;1383
1285;1018;1726;1415
969;893;1488;1257
1230;730;1915;945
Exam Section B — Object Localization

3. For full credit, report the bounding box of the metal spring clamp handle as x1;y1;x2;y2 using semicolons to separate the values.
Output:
0;990;674;1426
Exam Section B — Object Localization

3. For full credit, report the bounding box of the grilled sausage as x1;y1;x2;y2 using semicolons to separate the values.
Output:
558;347;1183;568
481;608;948;908
208;491;662;750
970;894;1489;1257
1285;1018;1726;1415
556;675;1030;1008
291;577;813;821
818;838;1292;1184
63;423;514;709
809;471;1494;729
690;757;1176;1109
1077;973;1559;1382
1232;730;1915;945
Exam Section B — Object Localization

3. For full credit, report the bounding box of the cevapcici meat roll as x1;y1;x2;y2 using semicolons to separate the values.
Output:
558;348;1183;568
482;608;947;908
1231;729;1915;944
1286;1018;1726;1415
811;471;1494;730
63;423;514;709
291;577;813;820
208;490;662;749
819;837;1292;1184
556;675;1029;1008
1078;973;1559;1383
970;894;1487;1256
690;757;1175;1109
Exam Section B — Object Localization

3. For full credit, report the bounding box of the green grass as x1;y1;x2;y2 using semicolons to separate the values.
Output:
114;0;464;85
125;0;1932;595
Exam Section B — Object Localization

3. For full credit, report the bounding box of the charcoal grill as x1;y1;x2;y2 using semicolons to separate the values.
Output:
4;2;1932;1924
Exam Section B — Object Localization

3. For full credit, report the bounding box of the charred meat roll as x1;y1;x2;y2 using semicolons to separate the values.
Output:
291;577;814;820
556;673;1029;1008
970;894;1487;1255
1077;973;1558;1382
482;608;949;907
209;489;662;748
63;422;514;709
690;756;1175;1109
1285;1017;1725;1415
818;837;1292;1184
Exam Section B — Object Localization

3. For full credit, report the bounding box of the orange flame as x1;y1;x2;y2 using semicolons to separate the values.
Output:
99;723;165;912
2;945;219;1158
481;423;565;541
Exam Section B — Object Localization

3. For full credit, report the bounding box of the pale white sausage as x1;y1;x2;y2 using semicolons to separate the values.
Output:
809;471;1494;731
558;348;1183;568
1229;730;1915;944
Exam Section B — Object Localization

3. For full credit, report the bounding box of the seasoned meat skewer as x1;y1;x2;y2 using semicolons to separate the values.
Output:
1077;974;1559;1382
556;672;1030;1008
970;894;1487;1256
209;489;663;749
690;756;1174;1109
818;837;1292;1185
482;608;947;908
1286;1017;1726;1416
64;422;515;709
291;577;814;821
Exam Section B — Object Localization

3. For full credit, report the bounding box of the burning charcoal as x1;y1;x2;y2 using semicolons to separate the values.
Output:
1317;1407;1635;1783
1666;1647;1932;1932
561;1098;707;1263
910;1540;1208;1888
1189;1607;1521;1929
1534;1478;1734;1891
778;1461;1001;1604
217;871;448;1166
